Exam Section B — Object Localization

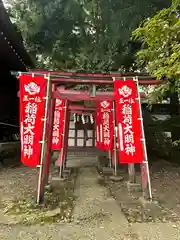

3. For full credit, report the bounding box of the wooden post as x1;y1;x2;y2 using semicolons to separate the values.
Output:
44;84;55;184
62;110;70;170
37;74;51;204
135;76;152;200
58;100;68;178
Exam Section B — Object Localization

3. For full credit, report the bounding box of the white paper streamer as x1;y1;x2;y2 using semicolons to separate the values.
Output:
90;114;94;124
73;113;76;123
81;114;85;124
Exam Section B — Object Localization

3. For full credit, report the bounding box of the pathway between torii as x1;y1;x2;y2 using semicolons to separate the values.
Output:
73;167;130;239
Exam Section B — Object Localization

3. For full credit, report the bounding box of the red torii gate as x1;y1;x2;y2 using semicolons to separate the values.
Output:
30;69;160;83
18;70;162;203
54;88;146;101
53;88;146;178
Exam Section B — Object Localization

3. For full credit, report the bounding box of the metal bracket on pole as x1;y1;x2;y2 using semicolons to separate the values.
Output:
112;101;117;176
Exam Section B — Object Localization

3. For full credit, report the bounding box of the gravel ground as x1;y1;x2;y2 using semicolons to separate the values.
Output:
105;160;180;223
0;166;38;203
1;155;180;239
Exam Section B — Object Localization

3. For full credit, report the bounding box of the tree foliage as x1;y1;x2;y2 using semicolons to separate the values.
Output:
132;0;180;102
8;0;171;72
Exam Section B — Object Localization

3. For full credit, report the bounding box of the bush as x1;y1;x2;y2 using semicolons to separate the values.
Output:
143;109;180;162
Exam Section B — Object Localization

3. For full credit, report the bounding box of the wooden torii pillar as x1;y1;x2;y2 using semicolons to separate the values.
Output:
55;100;69;177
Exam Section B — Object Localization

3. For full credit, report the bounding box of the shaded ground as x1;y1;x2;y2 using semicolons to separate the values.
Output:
0;166;38;204
0;165;77;225
105;160;180;223
150;160;180;218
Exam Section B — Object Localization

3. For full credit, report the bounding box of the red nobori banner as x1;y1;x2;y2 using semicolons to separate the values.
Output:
96;101;114;150
114;80;144;163
19;74;47;167
51;99;65;150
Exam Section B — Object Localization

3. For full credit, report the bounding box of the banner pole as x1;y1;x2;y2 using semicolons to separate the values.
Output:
128;163;136;183
112;101;117;176
37;74;51;204
108;150;112;168
59;100;68;178
135;76;152;201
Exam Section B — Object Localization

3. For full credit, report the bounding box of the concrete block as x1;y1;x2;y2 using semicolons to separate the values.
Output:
126;181;142;192
50;177;66;188
109;176;124;182
51;176;66;182
139;196;158;207
102;167;114;176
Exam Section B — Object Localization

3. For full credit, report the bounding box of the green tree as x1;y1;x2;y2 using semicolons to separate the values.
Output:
132;0;180;142
132;0;180;102
8;0;171;72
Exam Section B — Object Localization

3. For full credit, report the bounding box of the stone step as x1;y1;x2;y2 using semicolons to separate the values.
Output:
67;152;98;155
67;157;97;160
67;155;98;158
69;157;96;158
